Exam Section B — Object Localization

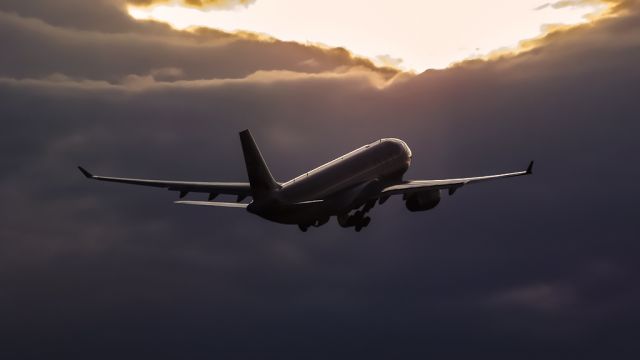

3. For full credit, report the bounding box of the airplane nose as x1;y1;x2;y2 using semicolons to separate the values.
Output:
381;138;412;162
397;139;412;160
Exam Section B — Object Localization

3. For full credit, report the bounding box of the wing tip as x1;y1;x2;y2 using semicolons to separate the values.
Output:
526;161;534;175
78;166;94;178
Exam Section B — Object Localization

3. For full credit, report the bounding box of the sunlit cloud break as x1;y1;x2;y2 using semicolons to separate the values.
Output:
128;0;610;72
127;0;256;10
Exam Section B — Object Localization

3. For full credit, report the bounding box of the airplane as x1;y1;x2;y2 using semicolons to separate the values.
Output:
78;129;533;232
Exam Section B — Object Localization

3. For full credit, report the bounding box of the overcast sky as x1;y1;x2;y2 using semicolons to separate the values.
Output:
1;0;639;359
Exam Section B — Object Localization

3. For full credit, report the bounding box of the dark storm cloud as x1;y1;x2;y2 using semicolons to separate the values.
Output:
1;0;639;359
0;10;397;83
0;0;144;32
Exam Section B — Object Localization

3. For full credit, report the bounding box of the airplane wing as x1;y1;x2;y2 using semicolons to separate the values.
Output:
78;166;251;200
381;161;534;196
174;199;323;208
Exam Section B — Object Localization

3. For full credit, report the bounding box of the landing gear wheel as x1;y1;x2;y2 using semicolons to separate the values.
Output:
337;214;350;227
298;224;308;232
314;217;329;227
354;216;371;232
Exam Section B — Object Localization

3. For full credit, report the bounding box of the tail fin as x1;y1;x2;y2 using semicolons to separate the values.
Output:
239;129;280;200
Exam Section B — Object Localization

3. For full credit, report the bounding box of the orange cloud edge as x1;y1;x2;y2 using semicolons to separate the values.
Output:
124;0;626;79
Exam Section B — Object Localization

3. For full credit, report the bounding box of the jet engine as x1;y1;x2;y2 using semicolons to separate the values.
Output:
405;190;441;212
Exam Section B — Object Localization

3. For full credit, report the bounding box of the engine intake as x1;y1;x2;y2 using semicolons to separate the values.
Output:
405;190;441;212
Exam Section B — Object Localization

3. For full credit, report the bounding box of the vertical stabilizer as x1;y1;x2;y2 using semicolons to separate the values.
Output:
239;130;279;200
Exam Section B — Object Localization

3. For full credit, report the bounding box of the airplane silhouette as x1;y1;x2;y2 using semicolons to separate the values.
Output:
79;129;533;232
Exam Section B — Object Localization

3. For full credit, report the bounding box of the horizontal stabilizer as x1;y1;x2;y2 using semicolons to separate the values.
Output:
174;201;248;208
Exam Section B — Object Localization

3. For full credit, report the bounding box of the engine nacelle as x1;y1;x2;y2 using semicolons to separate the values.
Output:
405;190;441;212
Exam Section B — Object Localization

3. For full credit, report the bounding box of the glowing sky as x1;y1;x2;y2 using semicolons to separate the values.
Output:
128;0;607;72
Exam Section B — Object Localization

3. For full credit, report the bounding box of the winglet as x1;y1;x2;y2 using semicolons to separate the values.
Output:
526;161;534;175
78;166;94;178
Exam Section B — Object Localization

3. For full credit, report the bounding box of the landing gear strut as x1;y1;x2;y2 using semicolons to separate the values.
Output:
297;216;330;232
338;210;372;231
354;216;371;232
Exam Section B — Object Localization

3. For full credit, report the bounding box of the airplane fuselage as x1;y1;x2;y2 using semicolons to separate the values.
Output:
247;138;412;225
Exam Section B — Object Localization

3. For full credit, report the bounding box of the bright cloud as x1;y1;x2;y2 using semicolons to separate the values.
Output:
128;0;609;72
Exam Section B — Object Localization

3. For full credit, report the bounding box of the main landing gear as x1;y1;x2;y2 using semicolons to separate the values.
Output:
298;200;376;232
298;212;371;232
338;210;372;232
337;199;376;232
298;216;330;232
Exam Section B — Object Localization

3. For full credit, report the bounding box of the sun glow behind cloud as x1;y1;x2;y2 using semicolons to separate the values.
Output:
128;0;608;72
